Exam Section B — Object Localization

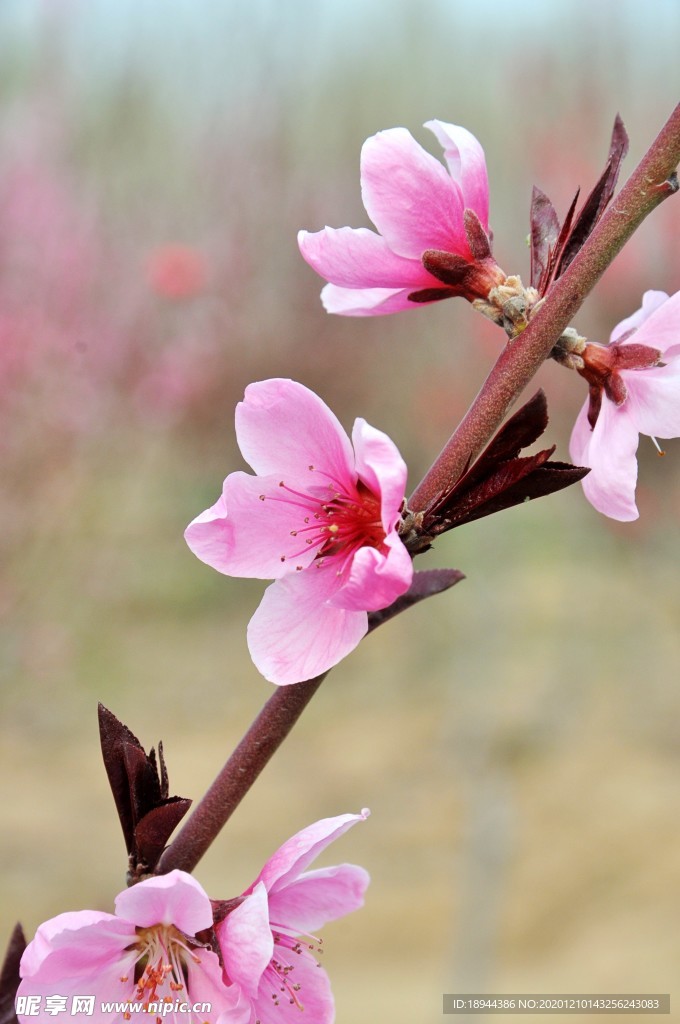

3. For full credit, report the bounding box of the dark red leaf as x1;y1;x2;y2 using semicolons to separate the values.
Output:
0;924;26;1024
418;390;589;536
98;704;144;853
538;188;580;295
529;186;560;289
537;115;629;295
99;704;191;873
464;390;549;486
134;798;192;871
367;568;465;631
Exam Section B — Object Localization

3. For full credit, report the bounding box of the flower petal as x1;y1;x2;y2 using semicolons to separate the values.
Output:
424;120;490;229
623;289;680;355
623;353;680;437
247;569;368;685
298;226;434;289
360;127;468;259
235;379;355;484
331;531;412;612
184;947;245;1024
185;472;320;580
610;289;669;343
18;919;138;1022
351;418;408;533
570;398;640;520
115;870;212;935
321;283;429;316
267;864;370;935
250;953;334;1024
216;883;273;998
20;911;115;977
253;810;370;896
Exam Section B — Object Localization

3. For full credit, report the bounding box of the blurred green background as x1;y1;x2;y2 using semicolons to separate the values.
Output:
1;2;680;1021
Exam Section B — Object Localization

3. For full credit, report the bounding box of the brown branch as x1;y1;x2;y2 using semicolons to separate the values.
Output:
157;674;326;874
409;102;680;513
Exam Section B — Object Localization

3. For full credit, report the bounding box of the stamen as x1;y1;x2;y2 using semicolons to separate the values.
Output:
651;436;666;456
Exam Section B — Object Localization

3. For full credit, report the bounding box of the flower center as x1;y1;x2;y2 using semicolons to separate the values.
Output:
122;924;200;1019
260;466;386;573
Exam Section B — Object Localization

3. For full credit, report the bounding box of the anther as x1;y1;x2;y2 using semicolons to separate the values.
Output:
651;436;666;456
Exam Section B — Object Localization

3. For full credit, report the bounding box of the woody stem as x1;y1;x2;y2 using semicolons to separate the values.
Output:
409;101;680;513
157;673;327;875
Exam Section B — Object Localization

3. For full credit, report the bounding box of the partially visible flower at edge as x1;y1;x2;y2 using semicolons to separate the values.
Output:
185;378;413;685
17;871;243;1024
298;120;505;317
215;809;370;1023
570;289;680;520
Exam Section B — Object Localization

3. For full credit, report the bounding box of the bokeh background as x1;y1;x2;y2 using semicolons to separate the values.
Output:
1;1;680;1021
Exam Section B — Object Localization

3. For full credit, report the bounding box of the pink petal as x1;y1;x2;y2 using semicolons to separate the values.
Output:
331;531;413;612
624;289;680;355
570;398;640;521
267;864;370;935
18;954;139;1024
216;883;273;998
623;353;680;437
610;289;669;342
250;953;334;1024
253;810;370;896
115;870;212;935
360;127;468;259
298;226;434;289
424;120;490;229
185;472;320;580
235;379;355;484
321;283;429;316
18;919;138;1011
20;911;114;976
351;418;408;533
183;947;245;1024
247;570;368;685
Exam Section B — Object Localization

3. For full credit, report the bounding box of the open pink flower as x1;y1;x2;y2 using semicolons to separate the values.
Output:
570;290;680;520
17;871;244;1024
215;810;370;1024
185;379;412;685
298;120;502;316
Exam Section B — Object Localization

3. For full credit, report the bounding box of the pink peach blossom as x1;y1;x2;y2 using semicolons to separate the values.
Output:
570;290;680;520
185;379;412;685
215;810;370;1024
17;871;244;1024
298;120;495;316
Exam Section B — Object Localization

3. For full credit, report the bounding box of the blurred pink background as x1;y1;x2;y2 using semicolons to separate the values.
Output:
1;2;679;1021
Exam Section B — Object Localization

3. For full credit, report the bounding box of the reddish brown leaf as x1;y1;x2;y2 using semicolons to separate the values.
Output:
0;924;26;1024
134;798;192;870
537;115;629;295
529;186;560;289
367;568;465;631
419;390;589;535
98;704;191;873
